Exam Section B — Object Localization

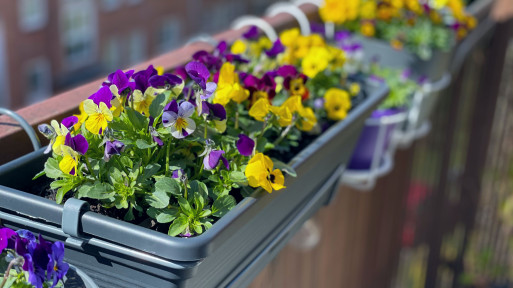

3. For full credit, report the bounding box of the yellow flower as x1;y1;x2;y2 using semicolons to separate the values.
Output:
109;85;125;117
302;47;331;78
281;96;302;114
349;83;361;96
390;39;404;50
279;28;301;48
324;88;351;121
245;153;285;193
133;87;158;116
360;22;375;37
59;145;78;176
73;102;87;132
319;0;346;24
249;98;270;122
249;37;272;57
50;120;69;155
270;105;293;127
297;107;317;132
328;46;346;69
231;39;247;55
289;78;307;98
156;66;165;76
360;1;377;19
214;62;248;105
84;99;113;135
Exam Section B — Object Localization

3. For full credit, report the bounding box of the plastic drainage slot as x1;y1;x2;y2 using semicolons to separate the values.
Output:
62;198;90;248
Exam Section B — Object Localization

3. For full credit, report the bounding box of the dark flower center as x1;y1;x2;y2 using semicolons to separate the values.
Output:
268;173;276;183
333;105;340;111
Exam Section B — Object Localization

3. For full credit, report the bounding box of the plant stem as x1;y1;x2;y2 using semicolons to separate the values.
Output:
165;143;171;176
84;156;96;180
0;257;20;288
273;119;297;147
235;111;239;130
204;124;207;139
184;179;188;200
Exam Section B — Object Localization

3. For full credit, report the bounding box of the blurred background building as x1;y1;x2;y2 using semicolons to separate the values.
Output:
0;0;277;110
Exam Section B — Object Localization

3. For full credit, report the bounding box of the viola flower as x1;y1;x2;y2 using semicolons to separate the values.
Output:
133;65;158;92
172;169;184;179
185;61;210;90
64;133;88;155
242;72;277;103
0;227;16;254
277;65;309;100
149;126;164;146
59;146;79;175
302;47;331;78
72;101;88;131
133;87;158;116
88;86;113;109
264;39;285;58
201;102;226;121
46;241;69;287
103;69;135;95
349;83;361;96
236;134;255;156
249;98;270;122
192;50;222;71
203;149;230;171
83;99;113;135
324;88;351;121
162;100;196;139
149;73;183;90
214;62;249;105
27;235;52;288
49;120;69;155
109;85;125;117
269;105;293;127
245;153;285;193
104;140;125;162
297;106;317;132
242;26;259;40
61;116;78;129
230;39;247;55
201;82;217;100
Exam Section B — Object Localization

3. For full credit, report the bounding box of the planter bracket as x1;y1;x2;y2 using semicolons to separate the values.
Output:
62;198;89;248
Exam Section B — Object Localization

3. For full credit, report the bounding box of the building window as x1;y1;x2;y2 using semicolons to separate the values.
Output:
101;0;123;12
102;36;121;72
128;30;146;65
157;18;181;54
0;20;9;108
24;58;52;105
60;0;97;69
18;0;48;32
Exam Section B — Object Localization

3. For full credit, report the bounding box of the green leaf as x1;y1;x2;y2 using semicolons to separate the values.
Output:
155;177;182;196
241;186;255;198
77;182;115;200
125;107;147;131
272;159;297;177
149;93;168;118
119;156;133;169
147;207;158;219
192;223;202;234
229;171;247;186
168;217;188;237
145;189;170;209
178;197;193;215
199;209;212;218
255;138;268;153
136;139;156;149
156;207;179;223
212;195;236;218
140;164;161;181
32;170;45;180
44;158;64;179
109;167;124;184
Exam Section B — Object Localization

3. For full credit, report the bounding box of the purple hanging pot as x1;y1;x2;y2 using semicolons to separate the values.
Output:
347;108;405;170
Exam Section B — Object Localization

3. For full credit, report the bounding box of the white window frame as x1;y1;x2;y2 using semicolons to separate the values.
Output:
18;0;48;32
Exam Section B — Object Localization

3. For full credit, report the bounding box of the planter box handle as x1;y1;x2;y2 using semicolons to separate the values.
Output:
266;2;311;36
62;198;90;248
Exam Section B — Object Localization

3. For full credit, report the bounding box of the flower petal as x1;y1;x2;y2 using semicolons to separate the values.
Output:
179;101;195;118
162;111;178;127
236;134;255;156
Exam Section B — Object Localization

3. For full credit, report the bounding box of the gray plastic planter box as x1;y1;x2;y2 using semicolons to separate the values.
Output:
0;83;387;288
355;35;452;81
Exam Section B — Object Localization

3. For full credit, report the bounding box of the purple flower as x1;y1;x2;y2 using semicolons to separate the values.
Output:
38;124;55;139
0;227;16;254
88;86;113;109
314;98;325;109
400;69;412;81
185;61;210;90
201;82;217;100
27;235;52;288
149;126;164;146
417;75;428;85
242;26;259;40
162;100;196;139
369;74;385;83
61;116;78;129
46;242;69;288
172;169;184;179
236;134;255;156
216;41;228;56
104;140;125;162
310;22;326;35
64;133;88;155
133;65;158;91
203;149;229;171
149;73;183;89
265;39;285;58
192;50;222;71
201;102;226;121
103;70;136;94
335;30;351;42
174;66;188;81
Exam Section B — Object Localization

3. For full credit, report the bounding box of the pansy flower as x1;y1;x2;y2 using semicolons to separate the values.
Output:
0;227;16;254
88;86;113;109
64;133;88;155
49;120;69;155
59;145;79;176
324;88;351;121
72;101;88;131
241;72;277;103
102;69;135;95
133;65;158;92
133;87;158;116
104;140;125;162
203;149;229;171
83;98;113;135
162;100;196;139
249;98;271;122
213;62;249;105
242;26;259;40
46;242;69;288
149;73;183;90
264;39;285;58
185;61;210;90
61;116;78;130
277;65;309;100
236;134;255;156
244;153;285;193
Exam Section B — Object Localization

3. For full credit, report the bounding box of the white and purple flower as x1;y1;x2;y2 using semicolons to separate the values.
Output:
162;100;196;139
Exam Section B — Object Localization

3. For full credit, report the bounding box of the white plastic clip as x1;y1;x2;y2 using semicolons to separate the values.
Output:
62;198;89;249
231;15;278;42
266;2;311;36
